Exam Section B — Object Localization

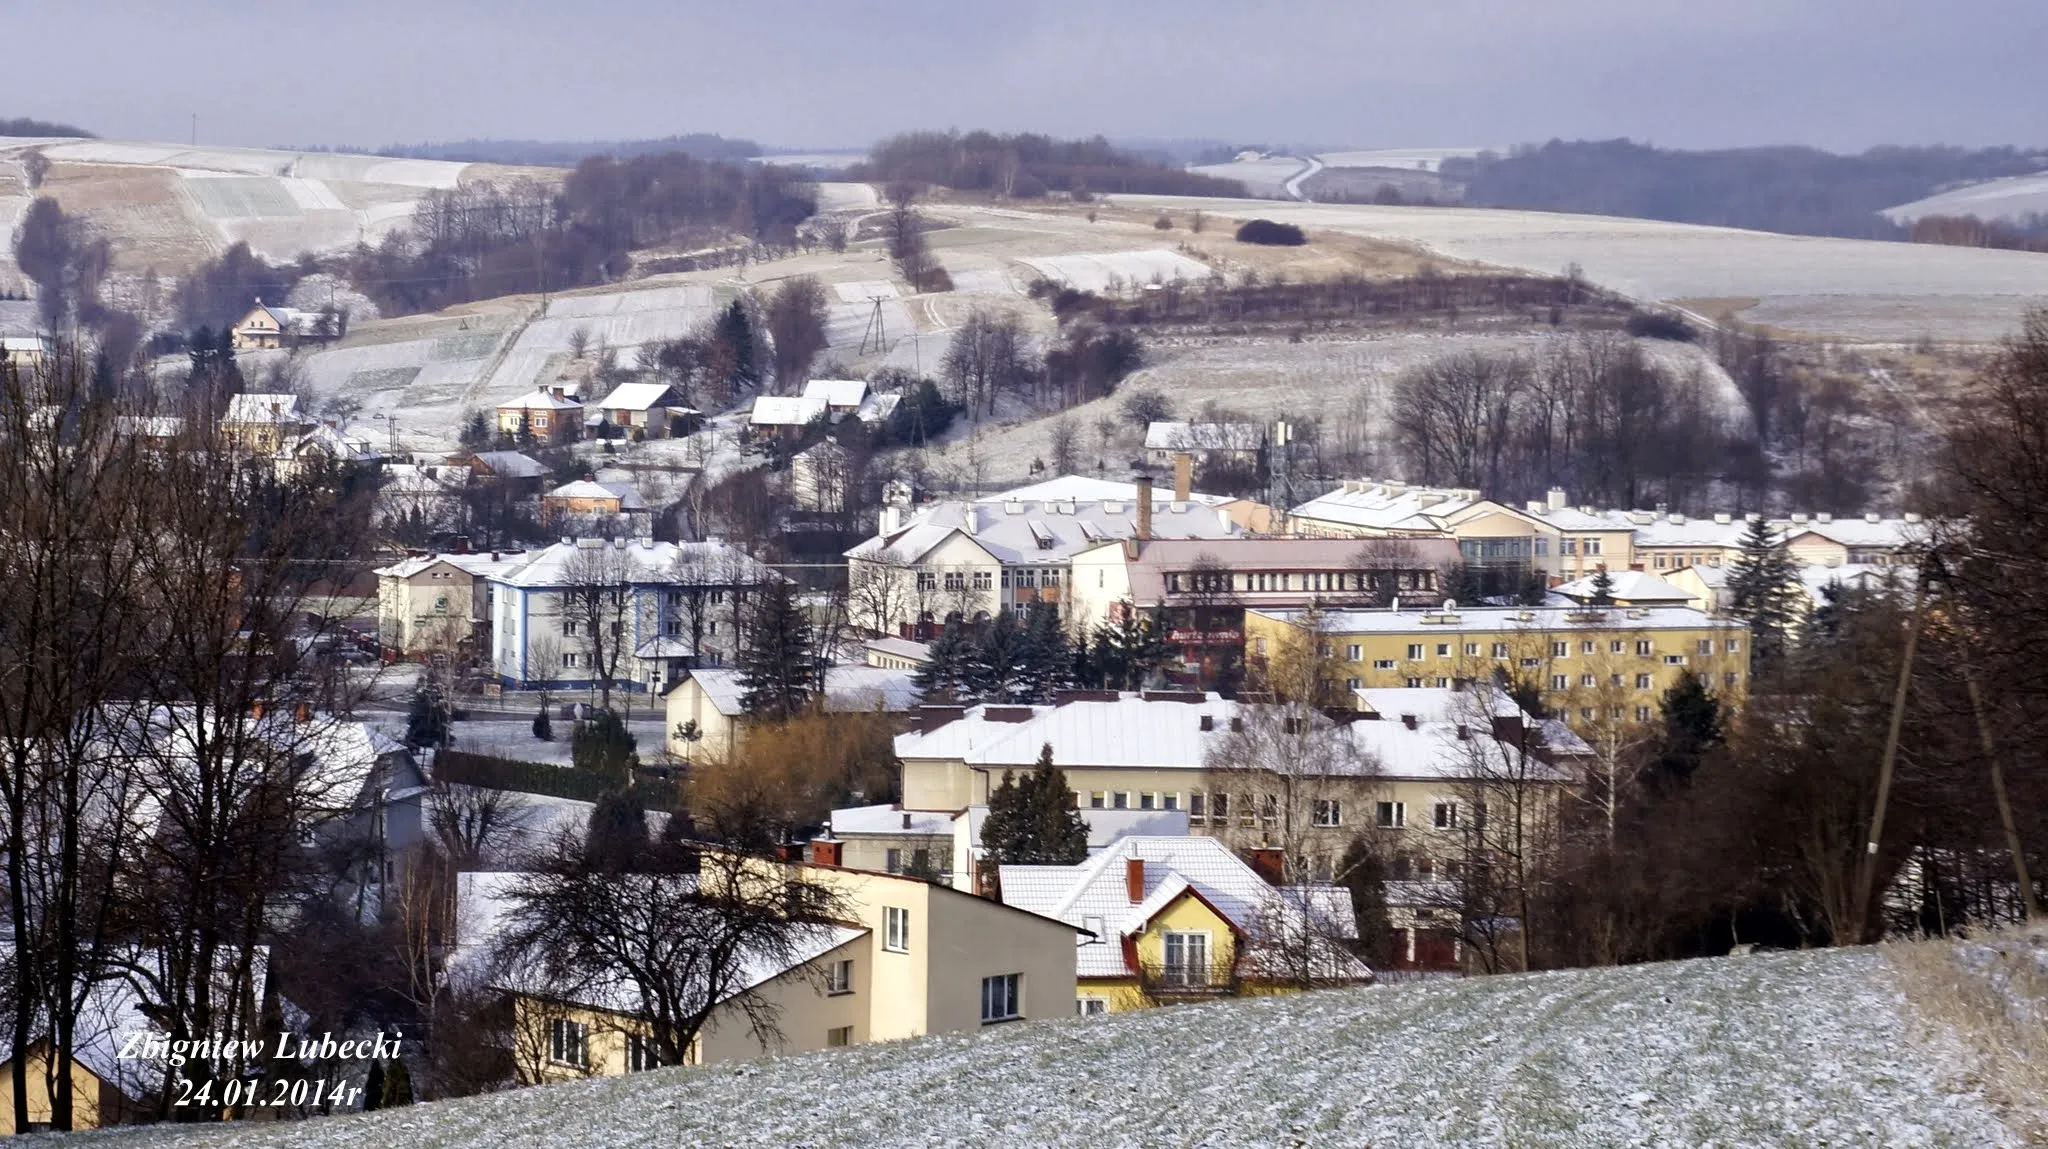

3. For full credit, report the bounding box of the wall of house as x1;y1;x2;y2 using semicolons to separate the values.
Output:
0;1052;109;1131
804;870;932;1041
694;936;871;1062
921;886;1078;1035
378;566;481;657
902;756;975;811
662;679;738;759
1066;545;1132;633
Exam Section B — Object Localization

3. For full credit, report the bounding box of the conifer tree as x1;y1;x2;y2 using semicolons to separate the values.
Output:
1649;670;1722;787
532;707;553;741
980;743;1088;868
405;677;450;749
1726;516;1800;667
362;1060;385;1111
912;624;975;703
380;1058;415;1107
737;579;816;720
970;610;1029;702
1588;566;1617;607
714;300;759;392
1020;603;1073;701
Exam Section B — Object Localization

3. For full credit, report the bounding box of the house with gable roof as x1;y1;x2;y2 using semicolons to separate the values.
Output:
229;297;344;351
593;380;697;439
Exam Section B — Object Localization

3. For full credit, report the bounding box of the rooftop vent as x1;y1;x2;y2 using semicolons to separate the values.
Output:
1401;714;1418;730
1865;512;1880;523
1714;513;1731;525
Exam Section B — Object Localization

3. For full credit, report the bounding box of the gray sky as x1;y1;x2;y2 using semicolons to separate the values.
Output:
13;0;2045;152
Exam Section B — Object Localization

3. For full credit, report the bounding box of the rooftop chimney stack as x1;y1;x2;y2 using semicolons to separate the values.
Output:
902;811;912;830
1173;452;1194;502
1126;857;1145;904
1547;487;1568;511
1136;476;1154;541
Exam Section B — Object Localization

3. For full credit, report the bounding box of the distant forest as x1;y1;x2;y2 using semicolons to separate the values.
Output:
851;131;1245;198
0;116;93;138
1442;139;2048;238
360;134;764;167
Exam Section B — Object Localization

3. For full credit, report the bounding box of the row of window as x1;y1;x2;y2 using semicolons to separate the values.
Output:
1164;570;1434;594
1084;790;1183;812
1335;637;1739;664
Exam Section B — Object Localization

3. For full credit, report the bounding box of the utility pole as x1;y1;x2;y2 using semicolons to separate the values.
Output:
1851;566;1929;943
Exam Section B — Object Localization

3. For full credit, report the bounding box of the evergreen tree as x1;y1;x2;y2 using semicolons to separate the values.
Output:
362;1060;385;1111
1726;516;1800;666
737;580;817;720
969;610;1029;702
1019;603;1073;702
380;1058;414;1107
532;707;553;741
1337;837;1393;968
913;623;976;703
571;708;638;780
1649;670;1723;787
459;409;492;449
1443;563;1486;606
1588;566;1617;607
980;743;1089;868
714;300;759;392
1091;606;1169;690
404;678;450;749
585;789;651;872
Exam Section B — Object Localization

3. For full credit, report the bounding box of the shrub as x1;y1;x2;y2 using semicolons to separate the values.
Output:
1153;214;1173;230
1235;218;1307;246
1625;311;1699;342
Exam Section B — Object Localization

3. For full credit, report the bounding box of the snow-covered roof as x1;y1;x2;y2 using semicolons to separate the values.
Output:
848;497;1241;566
596;381;679;411
827;804;958;837
1000;837;1369;981
498;388;582;411
976;476;1233;508
854;391;901;424
1551;570;1694;605
1288;481;1489;533
1250;604;1743;634
802;378;868;408
223;392;303;424
290;422;381;462
750;395;830;425
375;550;531;580
468;450;548;479
680;665;920;717
863;636;932;665
485;538;775;590
545;479;647;510
1144;421;1265;452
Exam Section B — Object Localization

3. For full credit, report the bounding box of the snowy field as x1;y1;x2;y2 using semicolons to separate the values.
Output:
1318;147;1490;173
1108;194;2048;342
1885;172;2048;226
812;181;879;212
482;285;723;402
1017;249;1215;294
51;948;2016;1148
1187;155;1308;198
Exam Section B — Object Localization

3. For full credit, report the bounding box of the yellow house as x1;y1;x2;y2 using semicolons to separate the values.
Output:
1244;604;1751;727
998;836;1370;1014
221;392;311;456
661;666;918;760
0;1046;132;1133
461;863;1081;1081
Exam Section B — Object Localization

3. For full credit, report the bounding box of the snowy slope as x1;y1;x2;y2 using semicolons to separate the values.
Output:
52;948;2014;1148
1885;172;2048;226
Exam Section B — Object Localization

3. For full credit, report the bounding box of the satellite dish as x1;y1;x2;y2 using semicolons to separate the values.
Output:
1443;598;1458;611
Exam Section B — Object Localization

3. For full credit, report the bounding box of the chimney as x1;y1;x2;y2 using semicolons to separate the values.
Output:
879;505;902;534
964;506;978;536
293;700;312;724
1199;714;1215;731
1136;476;1153;541
1126;858;1146;904
902;811;912;830
550;385;565;400
812;840;842;867
1247;847;1285;885
1456;723;1470;741
1401;713;1417;730
1173;452;1193;502
1547;487;1567;511
250;700;267;722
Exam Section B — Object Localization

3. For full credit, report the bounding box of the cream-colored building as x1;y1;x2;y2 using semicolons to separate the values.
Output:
461;864;1081;1079
221;392;313;456
229;299;343;351
662;665;919;760
372;551;529;660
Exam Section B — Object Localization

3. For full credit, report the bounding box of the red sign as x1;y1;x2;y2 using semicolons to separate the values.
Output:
1168;629;1243;645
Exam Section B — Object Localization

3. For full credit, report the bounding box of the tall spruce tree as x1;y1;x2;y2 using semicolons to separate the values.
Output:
980;743;1089;867
1726;516;1800;667
913;623;976;703
970;610;1029;702
1649;670;1723;787
1020;603;1073;702
714;300;759;392
1588;566;1617;607
737;579;817;720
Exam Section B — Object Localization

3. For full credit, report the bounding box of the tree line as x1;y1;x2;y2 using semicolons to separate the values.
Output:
851;130;1246;199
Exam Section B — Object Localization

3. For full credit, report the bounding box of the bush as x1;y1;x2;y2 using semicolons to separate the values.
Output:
434;749;683;810
1153;214;1173;230
1625;311;1699;342
1235;218;1308;246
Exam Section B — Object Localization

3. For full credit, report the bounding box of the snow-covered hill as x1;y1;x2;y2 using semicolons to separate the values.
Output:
54;948;2015;1148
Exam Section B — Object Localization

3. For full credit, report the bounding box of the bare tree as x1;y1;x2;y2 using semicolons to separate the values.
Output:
559;542;642;709
1048;417;1080;475
940;309;1031;421
764;276;830;394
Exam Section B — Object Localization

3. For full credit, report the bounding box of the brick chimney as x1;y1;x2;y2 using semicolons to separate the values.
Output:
1125;857;1145;904
1246;846;1285;886
250;700;267;722
293;700;313;724
812;840;842;866
1136;476;1153;541
1173;452;1194;502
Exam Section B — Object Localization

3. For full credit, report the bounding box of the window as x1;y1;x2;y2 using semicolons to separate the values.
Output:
1161;932;1210;987
1580;673;1596;687
1726;638;1741;653
560;652;580;668
916;571;937;591
972;570;993;590
1491;642;1510;658
1635;640;1654;656
628;1034;665;1072
1077;997;1109;1016
1551;641;1569;658
1140;792;1157;811
1586;539;1602;556
1550;674;1568;690
884;848;902;873
1561;538;1578;556
548;1019;589;1069
1211;793;1229;822
1407;643;1425;660
943;571;966;591
1314;799;1342;827
1655;554;1667;569
663;619;683;636
1113;792;1131;810
1189;793;1206;823
1082;914;1105;942
1534;538;1549;557
1434;677;1450;688
1464;643;1480;657
1434;802;1459;828
1239;794;1256;827
1519;657;1541;668
1347;677;1362;690
1725;671;1741;688
1089;791;1107;809
1664;654;1687;665
1610;640;1625;654
1635;673;1652;689
884;906;910;952
826;958;854;995
1372;659;1396;670
1376;801;1406;828
1437;643;1451;658
1163;792;1180;811
561;619;580;637
1635;706;1653;722
981;973;1022;1023
1696;639;1714;655
1581;640;1595;654
1347;644;1363;661
827;1026;854;1047
1405;677;1423;688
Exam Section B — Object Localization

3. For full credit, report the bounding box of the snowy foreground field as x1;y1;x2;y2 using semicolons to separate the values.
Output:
54;948;2017;1148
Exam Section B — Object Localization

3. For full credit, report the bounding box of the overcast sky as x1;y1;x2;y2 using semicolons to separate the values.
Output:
13;0;2045;153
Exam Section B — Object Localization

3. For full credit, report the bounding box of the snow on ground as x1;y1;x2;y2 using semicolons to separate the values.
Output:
56;948;2016;1148
1188;155;1310;199
1107;194;2048;342
1317;147;1490;173
812;181;879;212
1016;249;1215;294
1885;172;2048;226
481;284;723;409
32;140;468;188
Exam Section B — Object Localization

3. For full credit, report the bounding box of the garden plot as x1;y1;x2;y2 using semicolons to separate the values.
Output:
66;948;2017;1149
1109;193;2048;343
1016;249;1214;294
179;175;303;219
481;285;722;402
823;294;915;357
831;280;898;303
